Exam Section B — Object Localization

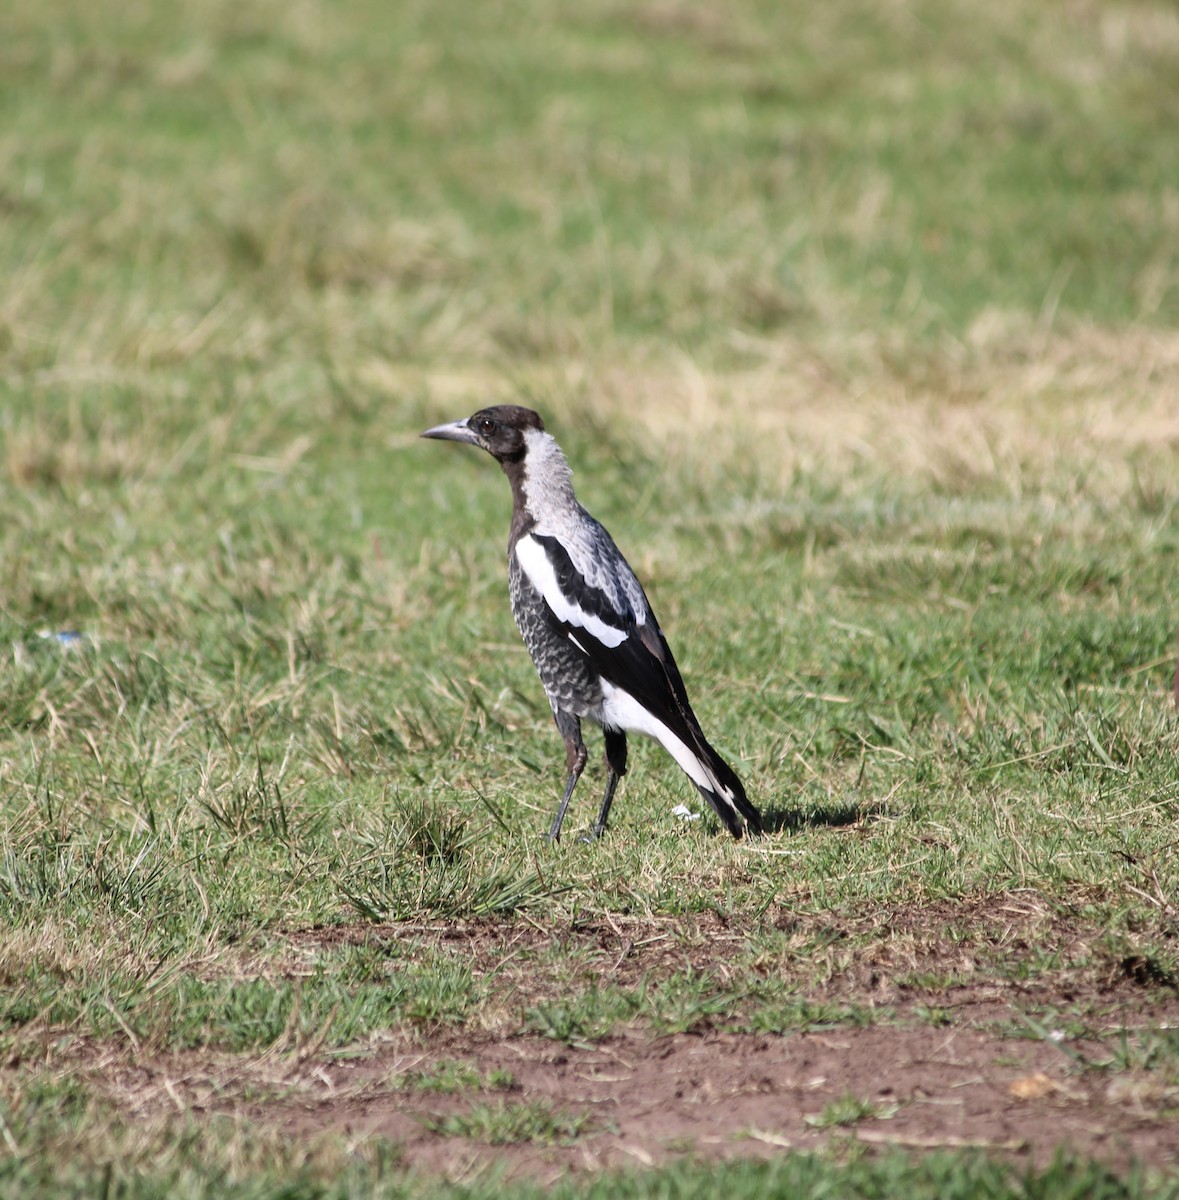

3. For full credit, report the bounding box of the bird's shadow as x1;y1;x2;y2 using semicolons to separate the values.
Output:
756;799;893;835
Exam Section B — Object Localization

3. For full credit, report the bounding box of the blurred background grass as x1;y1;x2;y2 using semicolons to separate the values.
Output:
2;0;1175;631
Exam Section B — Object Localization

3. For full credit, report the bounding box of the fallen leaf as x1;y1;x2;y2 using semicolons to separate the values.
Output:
1009;1072;1059;1100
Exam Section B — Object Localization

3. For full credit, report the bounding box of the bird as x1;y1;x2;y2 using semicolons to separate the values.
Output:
421;404;762;843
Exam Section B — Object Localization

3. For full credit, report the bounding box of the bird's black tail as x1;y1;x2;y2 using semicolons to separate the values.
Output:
688;733;762;839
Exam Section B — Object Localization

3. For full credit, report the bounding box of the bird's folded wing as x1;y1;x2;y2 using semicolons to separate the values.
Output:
514;531;700;739
514;531;632;648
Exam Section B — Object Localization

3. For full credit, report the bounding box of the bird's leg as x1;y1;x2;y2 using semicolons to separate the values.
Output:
582;729;627;842
548;711;587;843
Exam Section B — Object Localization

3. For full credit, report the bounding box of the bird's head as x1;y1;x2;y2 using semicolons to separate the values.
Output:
420;405;545;463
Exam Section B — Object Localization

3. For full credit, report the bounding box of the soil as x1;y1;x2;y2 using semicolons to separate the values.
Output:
79;893;1179;1183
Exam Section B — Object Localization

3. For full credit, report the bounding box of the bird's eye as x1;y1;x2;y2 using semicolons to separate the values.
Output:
479;417;495;434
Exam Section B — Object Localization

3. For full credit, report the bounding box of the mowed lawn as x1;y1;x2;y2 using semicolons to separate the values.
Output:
2;0;1179;1195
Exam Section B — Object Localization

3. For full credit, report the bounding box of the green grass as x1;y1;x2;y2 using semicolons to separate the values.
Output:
803;1093;899;1129
420;1097;598;1146
0;1130;1173;1200
2;0;1179;1193
393;1060;517;1095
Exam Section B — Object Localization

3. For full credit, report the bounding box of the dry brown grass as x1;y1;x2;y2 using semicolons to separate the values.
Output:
368;322;1179;503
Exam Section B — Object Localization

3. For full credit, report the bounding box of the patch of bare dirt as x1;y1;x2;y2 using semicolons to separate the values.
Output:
281;1026;1174;1179
51;893;1179;1182
73;1022;1179;1185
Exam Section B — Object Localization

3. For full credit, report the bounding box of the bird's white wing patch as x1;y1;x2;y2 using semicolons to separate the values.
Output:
515;534;628;649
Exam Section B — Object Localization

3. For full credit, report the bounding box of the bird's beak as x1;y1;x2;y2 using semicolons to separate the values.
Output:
420;419;480;445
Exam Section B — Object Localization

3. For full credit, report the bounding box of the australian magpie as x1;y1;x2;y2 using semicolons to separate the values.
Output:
421;404;762;843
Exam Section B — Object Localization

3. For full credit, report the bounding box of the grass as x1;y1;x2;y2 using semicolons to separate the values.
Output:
420;1097;598;1146
803;1093;899;1129
2;0;1179;1193
393;1060;517;1095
